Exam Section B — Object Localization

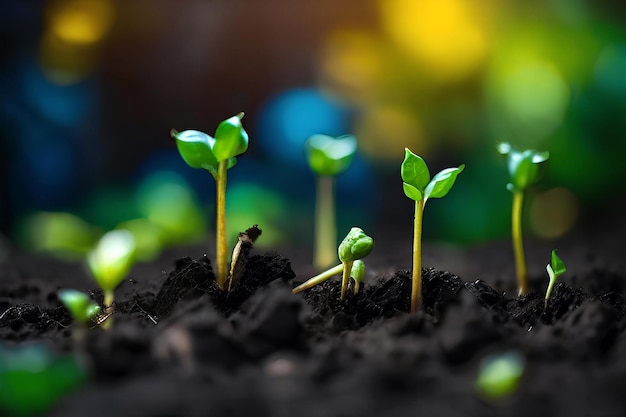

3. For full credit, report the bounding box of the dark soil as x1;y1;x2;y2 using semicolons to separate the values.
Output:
1;220;626;416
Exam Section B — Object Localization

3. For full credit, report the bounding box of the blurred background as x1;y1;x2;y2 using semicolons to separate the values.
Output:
1;0;625;263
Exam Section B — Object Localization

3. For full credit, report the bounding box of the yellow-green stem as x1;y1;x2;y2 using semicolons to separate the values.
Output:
341;260;354;300
314;175;336;270
512;191;527;295
411;199;425;313
292;263;343;294
216;160;228;289
102;290;114;329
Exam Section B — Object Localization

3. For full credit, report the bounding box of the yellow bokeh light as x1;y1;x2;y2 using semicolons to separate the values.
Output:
318;30;385;104
355;105;426;162
47;0;116;45
380;0;490;82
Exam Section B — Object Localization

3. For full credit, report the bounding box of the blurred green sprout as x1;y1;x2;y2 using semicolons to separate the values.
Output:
87;229;136;327
305;134;357;270
475;351;525;401
401;148;464;313
58;289;101;326
0;344;87;416
171;113;248;290
293;227;373;299
498;142;550;295
545;249;566;308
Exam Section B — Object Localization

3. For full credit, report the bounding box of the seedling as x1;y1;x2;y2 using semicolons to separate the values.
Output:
497;142;550;295
305;134;357;270
58;289;101;326
545;249;566;308
87;229;136;328
293;227;373;299
475;351;525;401
171;113;249;289
401;148;464;313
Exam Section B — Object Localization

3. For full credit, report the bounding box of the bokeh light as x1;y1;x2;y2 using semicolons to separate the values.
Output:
380;0;490;82
530;187;579;239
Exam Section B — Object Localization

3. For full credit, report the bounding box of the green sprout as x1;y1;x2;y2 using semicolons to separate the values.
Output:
171;113;249;290
545;249;566;308
305;134;357;270
292;227;373;299
87;229;136;327
497;142;550;295
401;148;464;313
58;289;101;326
475;351;525;401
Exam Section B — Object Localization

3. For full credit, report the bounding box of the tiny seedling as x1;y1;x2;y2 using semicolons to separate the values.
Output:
58;289;101;326
305;134;357;270
497;142;550;295
87;229;136;328
401;148;464;313
545;249;566;308
475;351;525;401
293;227;373;299
171;113;249;289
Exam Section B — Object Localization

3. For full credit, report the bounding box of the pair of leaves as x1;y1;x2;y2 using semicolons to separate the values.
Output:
401;148;465;202
497;142;549;192
305;134;357;176
171;113;248;178
58;289;101;325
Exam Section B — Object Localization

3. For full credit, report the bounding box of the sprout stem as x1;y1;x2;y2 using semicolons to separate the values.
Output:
215;160;228;289
512;191;527;295
340;260;354;300
292;263;343;294
314;175;336;270
411;199;425;313
102;290;114;329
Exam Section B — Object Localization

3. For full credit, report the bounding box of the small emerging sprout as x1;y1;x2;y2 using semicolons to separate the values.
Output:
305;134;357;270
545;249;566;308
171;113;249;289
498;142;550;295
58;289;101;326
475;351;525;401
293;227;373;298
87;229;136;328
401;148;464;313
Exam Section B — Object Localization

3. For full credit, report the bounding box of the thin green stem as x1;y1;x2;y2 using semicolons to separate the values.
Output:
314;175;336;270
292;263;343;294
411;199;425;313
216;160;228;289
341;260;354;300
512;191;527;295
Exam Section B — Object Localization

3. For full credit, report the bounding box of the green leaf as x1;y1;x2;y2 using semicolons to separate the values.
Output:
338;227;374;262
212;113;249;162
498;143;550;192
171;129;218;175
550;249;566;277
401;148;430;191
305;134;357;176
402;182;423;201
350;260;366;284
87;230;136;293
424;164;465;200
58;289;100;325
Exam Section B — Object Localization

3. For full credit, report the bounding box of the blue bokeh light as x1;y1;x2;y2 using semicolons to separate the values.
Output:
255;88;352;166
